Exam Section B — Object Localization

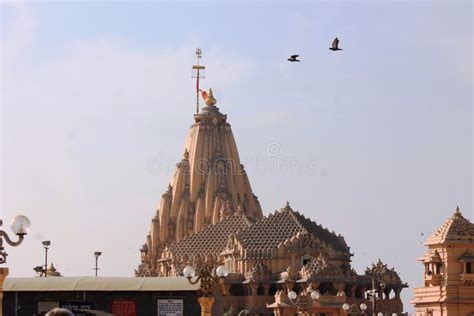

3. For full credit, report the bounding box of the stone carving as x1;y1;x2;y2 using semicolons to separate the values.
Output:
301;254;357;281
246;260;272;282
280;265;299;282
365;259;402;284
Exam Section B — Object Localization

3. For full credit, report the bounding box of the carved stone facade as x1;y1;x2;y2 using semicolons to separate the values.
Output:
136;89;407;315
412;207;474;316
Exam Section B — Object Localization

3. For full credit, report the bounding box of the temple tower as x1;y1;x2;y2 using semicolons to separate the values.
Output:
412;206;474;316
136;53;263;276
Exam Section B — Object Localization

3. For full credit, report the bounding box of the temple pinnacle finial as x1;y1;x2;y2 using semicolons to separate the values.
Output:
204;88;217;106
452;206;463;219
280;201;292;212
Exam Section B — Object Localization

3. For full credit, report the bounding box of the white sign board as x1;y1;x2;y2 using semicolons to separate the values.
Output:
157;299;183;316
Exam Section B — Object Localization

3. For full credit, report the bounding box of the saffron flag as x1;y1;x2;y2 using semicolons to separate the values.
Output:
201;90;208;101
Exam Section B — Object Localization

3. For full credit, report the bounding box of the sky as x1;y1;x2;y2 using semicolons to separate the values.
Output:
0;1;472;312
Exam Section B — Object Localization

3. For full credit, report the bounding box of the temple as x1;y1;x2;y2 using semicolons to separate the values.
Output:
136;55;407;315
412;207;474;316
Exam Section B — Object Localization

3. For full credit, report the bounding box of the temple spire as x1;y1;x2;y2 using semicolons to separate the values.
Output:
138;63;263;276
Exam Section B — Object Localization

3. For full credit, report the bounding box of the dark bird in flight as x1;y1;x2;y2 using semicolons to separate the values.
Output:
329;37;342;51
288;55;300;62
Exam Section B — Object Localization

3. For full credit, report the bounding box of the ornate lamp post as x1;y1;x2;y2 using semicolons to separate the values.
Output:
93;251;102;277
287;287;320;315
183;263;229;316
0;215;31;316
0;215;31;263
342;302;368;316
366;275;386;316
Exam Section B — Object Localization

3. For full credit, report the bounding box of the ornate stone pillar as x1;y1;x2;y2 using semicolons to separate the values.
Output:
263;284;271;296
394;288;401;299
424;262;429;274
378;287;383;300
250;282;258;295
0;267;9;316
244;283;254;296
284;280;295;292
223;283;231;296
198;296;215;316
350;285;357;298
309;281;320;291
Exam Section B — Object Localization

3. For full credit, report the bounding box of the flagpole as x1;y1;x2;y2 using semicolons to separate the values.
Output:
192;48;205;115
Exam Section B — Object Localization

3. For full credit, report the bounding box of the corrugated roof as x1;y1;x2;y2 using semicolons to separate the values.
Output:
3;277;199;292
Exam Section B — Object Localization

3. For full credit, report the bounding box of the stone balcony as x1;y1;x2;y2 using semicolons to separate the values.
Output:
424;273;442;286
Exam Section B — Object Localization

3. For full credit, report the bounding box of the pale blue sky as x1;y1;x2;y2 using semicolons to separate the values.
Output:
1;1;472;312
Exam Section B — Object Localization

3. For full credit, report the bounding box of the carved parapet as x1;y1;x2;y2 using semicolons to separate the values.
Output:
365;259;407;288
280;265;299;283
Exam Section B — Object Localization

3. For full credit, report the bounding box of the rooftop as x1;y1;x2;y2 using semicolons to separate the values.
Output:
3;276;198;292
167;214;254;260
236;203;350;258
425;207;474;245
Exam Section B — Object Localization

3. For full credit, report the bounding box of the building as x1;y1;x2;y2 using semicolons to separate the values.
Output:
3;277;200;315
412;207;474;316
136;66;408;315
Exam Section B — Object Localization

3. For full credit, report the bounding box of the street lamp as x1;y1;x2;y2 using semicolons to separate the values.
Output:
287;287;320;315
183;263;229;316
343;302;368;315
42;240;51;278
366;276;386;316
0;215;31;316
93;251;102;277
0;215;31;264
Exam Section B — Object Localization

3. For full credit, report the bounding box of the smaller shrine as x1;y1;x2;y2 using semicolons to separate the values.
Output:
412;207;474;316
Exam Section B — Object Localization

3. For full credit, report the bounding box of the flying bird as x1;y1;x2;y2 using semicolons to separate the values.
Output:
288;55;300;62
329;37;342;51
